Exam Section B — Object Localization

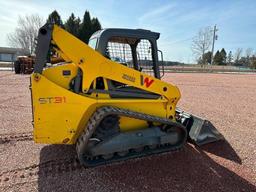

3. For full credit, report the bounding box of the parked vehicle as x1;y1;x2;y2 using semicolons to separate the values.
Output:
14;56;35;74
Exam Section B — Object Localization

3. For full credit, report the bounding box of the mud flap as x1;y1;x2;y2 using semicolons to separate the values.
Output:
176;108;224;146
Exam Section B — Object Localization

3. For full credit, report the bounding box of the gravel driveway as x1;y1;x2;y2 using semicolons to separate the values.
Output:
0;72;255;192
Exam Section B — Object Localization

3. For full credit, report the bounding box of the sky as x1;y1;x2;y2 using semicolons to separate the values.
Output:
0;0;255;63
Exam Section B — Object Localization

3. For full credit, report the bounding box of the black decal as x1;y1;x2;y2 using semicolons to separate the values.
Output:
63;70;71;76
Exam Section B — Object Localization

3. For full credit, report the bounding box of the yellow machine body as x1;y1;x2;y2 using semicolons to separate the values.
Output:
31;25;181;144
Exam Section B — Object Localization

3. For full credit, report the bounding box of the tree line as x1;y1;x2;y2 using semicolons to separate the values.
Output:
47;10;101;44
8;10;102;55
191;26;256;69
200;48;256;69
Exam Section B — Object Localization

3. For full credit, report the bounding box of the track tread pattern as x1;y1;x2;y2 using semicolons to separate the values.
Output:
0;132;33;144
0;158;82;187
76;106;187;167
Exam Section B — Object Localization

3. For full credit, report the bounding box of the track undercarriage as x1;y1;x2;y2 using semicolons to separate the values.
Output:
76;106;188;167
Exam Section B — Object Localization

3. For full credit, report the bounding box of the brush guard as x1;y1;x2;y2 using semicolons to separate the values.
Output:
176;108;224;146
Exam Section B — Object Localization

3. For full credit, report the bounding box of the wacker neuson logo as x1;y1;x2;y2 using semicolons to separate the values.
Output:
140;75;154;88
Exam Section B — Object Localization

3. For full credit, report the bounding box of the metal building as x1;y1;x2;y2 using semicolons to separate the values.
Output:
0;47;26;62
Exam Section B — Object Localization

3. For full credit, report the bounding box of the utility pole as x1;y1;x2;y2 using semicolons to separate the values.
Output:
211;25;218;65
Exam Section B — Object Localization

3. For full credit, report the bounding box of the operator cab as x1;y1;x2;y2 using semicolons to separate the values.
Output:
86;28;164;99
88;28;164;79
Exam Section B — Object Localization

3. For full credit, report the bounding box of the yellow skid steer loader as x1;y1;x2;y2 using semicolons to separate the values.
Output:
30;24;223;167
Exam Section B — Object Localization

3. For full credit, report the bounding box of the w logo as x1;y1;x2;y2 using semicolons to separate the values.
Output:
141;75;154;88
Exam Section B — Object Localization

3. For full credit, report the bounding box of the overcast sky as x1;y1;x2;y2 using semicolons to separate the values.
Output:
0;0;255;62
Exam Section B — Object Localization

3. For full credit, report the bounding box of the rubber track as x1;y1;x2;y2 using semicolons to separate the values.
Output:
0;132;33;144
0;158;82;187
76;106;187;167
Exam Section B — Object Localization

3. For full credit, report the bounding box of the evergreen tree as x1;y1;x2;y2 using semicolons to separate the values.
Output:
198;51;212;65
64;13;80;37
47;10;102;44
213;48;228;65
213;50;222;65
79;11;92;43
78;11;102;44
220;48;227;65
47;10;63;27
91;17;102;33
203;51;212;64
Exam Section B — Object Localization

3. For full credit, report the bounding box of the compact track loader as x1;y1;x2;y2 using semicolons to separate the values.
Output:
30;24;223;167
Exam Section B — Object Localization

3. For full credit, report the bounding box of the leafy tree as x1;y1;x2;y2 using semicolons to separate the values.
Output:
47;10;63;27
227;51;233;65
64;13;80;37
220;48;227;65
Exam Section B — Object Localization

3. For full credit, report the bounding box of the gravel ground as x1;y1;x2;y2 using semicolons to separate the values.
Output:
0;71;255;192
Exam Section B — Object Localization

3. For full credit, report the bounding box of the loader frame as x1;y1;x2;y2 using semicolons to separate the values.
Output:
32;24;181;144
31;23;223;149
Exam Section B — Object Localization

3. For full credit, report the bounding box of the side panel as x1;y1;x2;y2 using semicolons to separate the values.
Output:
31;74;97;144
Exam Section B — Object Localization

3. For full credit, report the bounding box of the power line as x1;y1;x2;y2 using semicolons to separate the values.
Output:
165;36;195;45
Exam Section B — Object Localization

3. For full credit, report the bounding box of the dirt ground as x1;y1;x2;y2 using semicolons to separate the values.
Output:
0;71;255;192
